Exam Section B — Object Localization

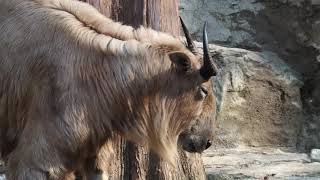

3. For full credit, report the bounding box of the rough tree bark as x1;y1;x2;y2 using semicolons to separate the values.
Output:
80;0;207;179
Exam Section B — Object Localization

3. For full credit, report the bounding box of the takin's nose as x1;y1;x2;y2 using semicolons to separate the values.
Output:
189;139;212;152
183;137;213;153
206;140;212;149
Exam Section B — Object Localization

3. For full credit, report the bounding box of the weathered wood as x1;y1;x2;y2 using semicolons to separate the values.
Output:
80;0;206;179
81;0;179;35
146;0;180;36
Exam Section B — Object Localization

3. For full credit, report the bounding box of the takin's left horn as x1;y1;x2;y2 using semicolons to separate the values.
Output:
179;16;196;53
200;22;218;80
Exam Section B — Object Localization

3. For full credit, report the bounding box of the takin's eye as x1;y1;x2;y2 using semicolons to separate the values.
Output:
196;85;208;100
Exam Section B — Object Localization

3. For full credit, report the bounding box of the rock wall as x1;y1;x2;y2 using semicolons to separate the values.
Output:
181;0;320;150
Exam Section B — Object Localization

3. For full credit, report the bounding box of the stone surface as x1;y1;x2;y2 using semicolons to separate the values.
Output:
180;0;264;49
203;146;320;180
195;42;303;147
311;149;320;162
181;0;320;151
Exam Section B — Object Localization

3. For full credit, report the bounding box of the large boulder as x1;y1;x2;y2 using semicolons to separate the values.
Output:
181;0;320;150
200;43;303;147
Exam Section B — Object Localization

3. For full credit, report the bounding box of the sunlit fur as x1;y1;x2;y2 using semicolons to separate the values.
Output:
0;0;216;179
34;0;187;52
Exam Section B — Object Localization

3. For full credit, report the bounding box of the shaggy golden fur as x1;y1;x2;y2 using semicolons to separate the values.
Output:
34;0;187;51
0;0;216;179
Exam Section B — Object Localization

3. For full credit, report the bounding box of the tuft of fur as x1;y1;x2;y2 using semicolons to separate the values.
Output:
35;0;187;52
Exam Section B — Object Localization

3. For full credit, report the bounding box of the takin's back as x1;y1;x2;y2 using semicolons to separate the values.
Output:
0;0;181;161
0;0;119;157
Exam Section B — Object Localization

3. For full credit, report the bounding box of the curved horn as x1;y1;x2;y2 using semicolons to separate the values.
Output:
179;17;196;53
200;22;218;80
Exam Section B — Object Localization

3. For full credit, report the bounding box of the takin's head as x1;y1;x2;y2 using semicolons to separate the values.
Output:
176;18;217;155
117;20;217;164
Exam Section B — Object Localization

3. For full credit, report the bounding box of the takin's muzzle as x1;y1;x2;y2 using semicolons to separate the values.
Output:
178;124;213;153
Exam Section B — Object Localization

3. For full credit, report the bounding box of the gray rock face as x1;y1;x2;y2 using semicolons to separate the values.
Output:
181;0;320;150
180;0;320;54
311;149;320;162
196;43;303;147
180;0;263;49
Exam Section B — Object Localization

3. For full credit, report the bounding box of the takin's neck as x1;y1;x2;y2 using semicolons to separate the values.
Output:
73;40;172;145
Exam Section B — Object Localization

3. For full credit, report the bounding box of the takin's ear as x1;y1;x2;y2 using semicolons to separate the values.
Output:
168;51;191;72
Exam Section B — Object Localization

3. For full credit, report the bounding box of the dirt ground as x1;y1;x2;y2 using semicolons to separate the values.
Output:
204;146;320;180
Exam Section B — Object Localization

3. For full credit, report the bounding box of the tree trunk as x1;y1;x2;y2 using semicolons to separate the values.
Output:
81;0;180;35
80;0;207;179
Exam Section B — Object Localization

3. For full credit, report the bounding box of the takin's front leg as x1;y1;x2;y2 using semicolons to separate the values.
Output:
6;146;50;180
6;126;73;180
75;142;114;180
6;143;67;180
75;158;105;180
6;165;48;180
